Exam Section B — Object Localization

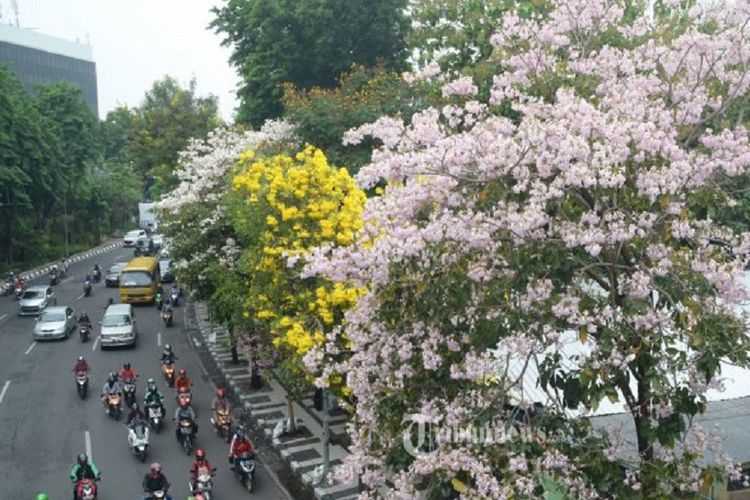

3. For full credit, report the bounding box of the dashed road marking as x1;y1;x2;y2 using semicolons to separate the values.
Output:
157;332;162;346
92;336;100;351
74;292;85;302
24;342;36;355
85;430;92;459
61;276;74;284
0;380;10;404
0;314;7;325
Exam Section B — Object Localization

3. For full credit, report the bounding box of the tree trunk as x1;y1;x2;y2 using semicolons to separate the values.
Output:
287;393;297;433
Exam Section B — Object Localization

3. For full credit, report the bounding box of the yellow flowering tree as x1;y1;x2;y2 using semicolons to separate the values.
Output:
230;146;366;405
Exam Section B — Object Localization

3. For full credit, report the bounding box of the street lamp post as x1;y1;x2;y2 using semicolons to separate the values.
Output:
63;189;69;258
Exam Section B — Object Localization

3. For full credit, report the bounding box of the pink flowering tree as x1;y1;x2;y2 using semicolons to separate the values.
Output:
304;0;750;496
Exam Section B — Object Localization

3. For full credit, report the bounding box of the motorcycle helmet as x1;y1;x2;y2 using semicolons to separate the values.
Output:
35;494;49;500
132;402;140;411
216;388;225;398
195;448;206;461
78;355;85;362
179;368;187;378
164;344;172;352
123;362;131;370
236;425;246;439
150;462;162;474
108;372;116;383
147;377;156;388
78;453;88;465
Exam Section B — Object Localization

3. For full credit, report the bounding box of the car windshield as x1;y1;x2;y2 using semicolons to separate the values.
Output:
109;263;126;273
126;231;141;238
103;314;131;327
120;271;152;287
40;311;66;322
21;290;41;299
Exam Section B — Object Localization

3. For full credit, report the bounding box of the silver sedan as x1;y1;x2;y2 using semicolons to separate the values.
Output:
33;306;76;340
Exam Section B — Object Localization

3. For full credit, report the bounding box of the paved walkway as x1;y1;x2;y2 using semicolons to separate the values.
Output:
195;303;360;500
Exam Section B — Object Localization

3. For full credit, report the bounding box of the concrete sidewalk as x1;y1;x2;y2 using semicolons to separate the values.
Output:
195;303;360;500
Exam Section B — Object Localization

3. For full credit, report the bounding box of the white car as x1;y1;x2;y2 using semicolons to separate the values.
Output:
100;303;137;348
123;230;146;247
151;234;164;249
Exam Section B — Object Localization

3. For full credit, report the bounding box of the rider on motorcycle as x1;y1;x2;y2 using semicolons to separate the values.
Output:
144;378;165;412
160;344;176;364
119;362;138;381
189;448;214;491
142;462;171;500
73;356;88;374
127;402;147;427
101;372;122;410
93;263;101;279
78;311;91;327
175;368;191;392
212;387;231;421
228;425;255;466
84;274;92;284
174;403;198;441
70;453;100;500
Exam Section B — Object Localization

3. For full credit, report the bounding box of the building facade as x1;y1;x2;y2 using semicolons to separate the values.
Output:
0;24;98;114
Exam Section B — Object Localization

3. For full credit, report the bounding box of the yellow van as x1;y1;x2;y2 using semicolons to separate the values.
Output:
119;257;160;304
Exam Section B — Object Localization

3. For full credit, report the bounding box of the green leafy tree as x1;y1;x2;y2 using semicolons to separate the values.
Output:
127;76;221;199
211;0;411;126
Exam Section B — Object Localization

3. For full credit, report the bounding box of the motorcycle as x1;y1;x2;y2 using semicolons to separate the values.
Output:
170;288;179;307
178;417;196;455
176;386;192;407
80;324;90;342
49;270;59;286
162;361;175;387
145;490;166;500
106;392;122;420
233;451;256;492
122;378;137;408
162;307;173;327
13;280;25;299
127;420;150;462
146;401;164;432
74;477;98;500
189;465;216;500
211;406;232;443
93;268;101;283
155;292;163;310
76;371;89;399
83;279;92;297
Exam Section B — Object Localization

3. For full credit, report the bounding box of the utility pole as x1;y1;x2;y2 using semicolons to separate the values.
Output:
312;389;330;485
63;189;69;257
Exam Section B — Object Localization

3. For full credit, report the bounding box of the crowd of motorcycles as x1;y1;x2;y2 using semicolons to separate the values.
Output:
2;260;258;500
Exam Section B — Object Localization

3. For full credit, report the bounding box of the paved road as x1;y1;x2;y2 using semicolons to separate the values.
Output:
0;246;291;499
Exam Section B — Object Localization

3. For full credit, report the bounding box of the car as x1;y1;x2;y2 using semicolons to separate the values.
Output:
18;286;55;316
152;234;164;249
33;306;76;340
123;229;146;247
133;236;155;257
105;262;129;287
160;259;174;283
100;303;137;348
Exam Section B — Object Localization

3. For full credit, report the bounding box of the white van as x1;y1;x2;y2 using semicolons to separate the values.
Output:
100;303;137;348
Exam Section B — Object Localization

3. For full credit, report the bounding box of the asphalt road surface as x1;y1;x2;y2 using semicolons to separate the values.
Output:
0;245;292;499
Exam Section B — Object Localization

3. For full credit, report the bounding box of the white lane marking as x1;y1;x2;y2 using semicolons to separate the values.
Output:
0;314;7;325
0;380;9;404
157;332;162;346
91;336;100;351
85;430;92;459
24;342;37;355
74;292;85;302
61;276;74;284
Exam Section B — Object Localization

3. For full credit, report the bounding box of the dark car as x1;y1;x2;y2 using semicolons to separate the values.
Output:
133;236;155;257
105;262;128;288
160;259;174;283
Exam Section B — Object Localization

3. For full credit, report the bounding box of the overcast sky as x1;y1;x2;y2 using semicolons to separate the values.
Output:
0;0;240;120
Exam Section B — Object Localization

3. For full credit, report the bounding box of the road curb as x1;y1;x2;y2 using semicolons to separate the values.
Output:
193;303;360;500
12;240;123;282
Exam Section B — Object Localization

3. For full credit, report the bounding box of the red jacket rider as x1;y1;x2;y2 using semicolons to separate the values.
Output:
175;369;192;392
73;356;88;373
229;425;255;460
118;362;137;381
190;448;213;481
